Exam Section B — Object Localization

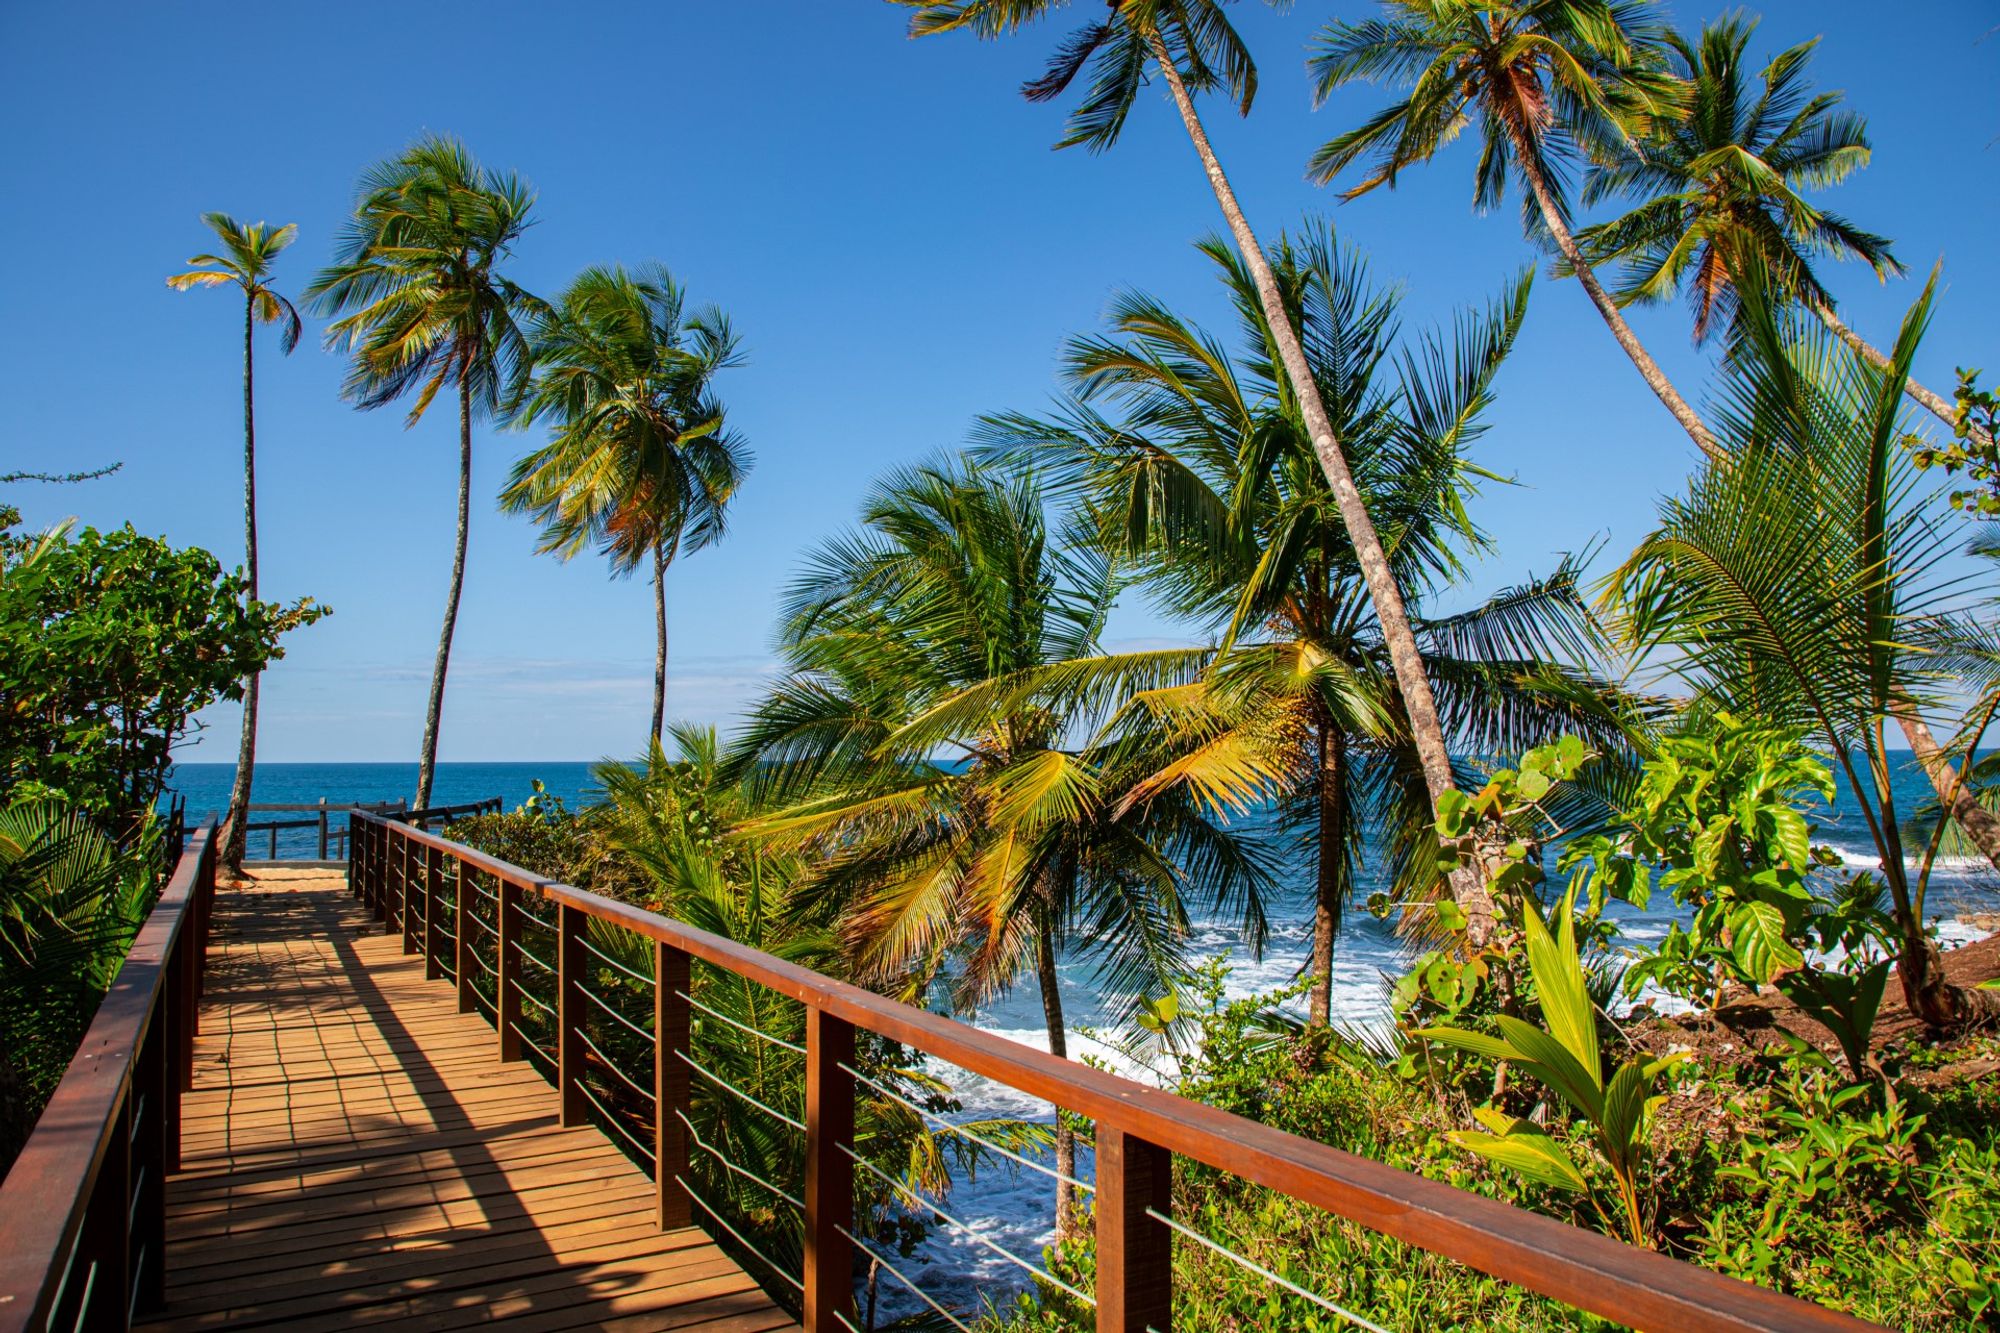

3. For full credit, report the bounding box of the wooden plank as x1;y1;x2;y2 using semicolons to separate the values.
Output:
137;872;792;1332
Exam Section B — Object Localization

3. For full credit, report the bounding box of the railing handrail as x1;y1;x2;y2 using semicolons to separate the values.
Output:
242;800;406;814
353;810;1875;1333
0;816;222;1333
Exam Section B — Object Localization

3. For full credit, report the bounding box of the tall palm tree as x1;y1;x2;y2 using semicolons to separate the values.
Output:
731;462;1271;1235
1575;18;1973;430
900;1;1500;949
1570;20;2000;872
985;226;1625;1021
501;265;751;744
167;214;301;874
306;137;540;811
1606;261;1998;1028
1308;0;1716;459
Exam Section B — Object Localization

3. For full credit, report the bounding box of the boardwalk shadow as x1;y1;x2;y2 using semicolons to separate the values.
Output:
143;876;787;1330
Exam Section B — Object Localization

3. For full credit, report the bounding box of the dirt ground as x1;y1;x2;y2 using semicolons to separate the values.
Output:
1630;931;2000;1084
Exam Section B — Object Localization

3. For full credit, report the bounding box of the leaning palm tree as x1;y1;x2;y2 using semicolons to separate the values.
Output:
502;265;751;743
167;214;301;873
1606;261;1997;1029
306;137;540;811
985;226;1627;1021
900;0;1498;947
1571;21;2000;872
1309;0;1715;459
1574;16;1973;437
731;462;1272;1236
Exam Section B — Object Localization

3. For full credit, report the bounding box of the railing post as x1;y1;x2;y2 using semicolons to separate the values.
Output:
498;879;524;1063
76;1091;131;1331
653;943;692;1229
1095;1127;1173;1333
131;996;168;1316
401;832;420;957
162;928;183;1173
423;842;444;982
455;861;475;1014
803;1008;855;1333
558;901;587;1127
317;798;329;861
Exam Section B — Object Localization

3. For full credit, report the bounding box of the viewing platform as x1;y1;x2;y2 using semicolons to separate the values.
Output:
0;814;1885;1332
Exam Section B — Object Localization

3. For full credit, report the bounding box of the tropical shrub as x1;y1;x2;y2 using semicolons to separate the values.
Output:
0;801;159;1175
0;510;323;828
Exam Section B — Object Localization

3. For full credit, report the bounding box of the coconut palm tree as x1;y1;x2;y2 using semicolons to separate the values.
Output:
1606;261;1997;1028
501;265;751;744
1308;0;1715;459
1574;17;1973;432
305;136;540;811
900;1;1499;950
167;214;301;873
984;226;1627;1021
730;461;1272;1236
1569;21;2000;871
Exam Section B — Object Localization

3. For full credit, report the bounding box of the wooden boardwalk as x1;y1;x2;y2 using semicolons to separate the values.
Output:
140;870;795;1332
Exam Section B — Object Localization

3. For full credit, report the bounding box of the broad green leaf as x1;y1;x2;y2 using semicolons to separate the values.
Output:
1493;1015;1605;1120
1519;888;1598;1076
1449;1128;1590;1193
1728;900;1804;985
1767;806;1810;868
1416;1026;1517;1064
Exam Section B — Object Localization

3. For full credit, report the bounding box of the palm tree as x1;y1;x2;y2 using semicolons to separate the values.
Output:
985;226;1625;1022
305;136;540;811
1606;261;1998;1028
168;215;301;873
730;462;1271;1235
1308;0;1716;459
1569;20;2000;871
900;1;1499;950
501;265;751;744
1576;16;1975;438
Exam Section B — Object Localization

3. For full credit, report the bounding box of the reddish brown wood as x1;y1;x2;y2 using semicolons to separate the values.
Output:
654;943;692;1229
423;842;444;982
1097;1127;1172;1333
454;862;475;1014
497;878;524;1064
803;1009;855;1333
558;901;588;1127
353;814;1880;1333
400;832;419;956
0;822;218;1333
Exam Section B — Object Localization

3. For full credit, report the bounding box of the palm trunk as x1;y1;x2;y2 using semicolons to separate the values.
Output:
652;541;668;746
1145;34;1498;947
415;371;472;813
1812;301;1992;449
1500;120;1721;462
1897;710;2000;871
224;294;259;874
1035;909;1080;1240
1309;717;1344;1026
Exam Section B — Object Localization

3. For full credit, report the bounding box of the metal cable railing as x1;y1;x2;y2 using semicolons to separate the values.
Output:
335;810;1883;1333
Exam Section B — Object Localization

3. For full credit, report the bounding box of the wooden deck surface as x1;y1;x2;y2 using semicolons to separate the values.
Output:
141;870;795;1332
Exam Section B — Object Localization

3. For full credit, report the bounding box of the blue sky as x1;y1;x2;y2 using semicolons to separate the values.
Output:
3;1;1995;762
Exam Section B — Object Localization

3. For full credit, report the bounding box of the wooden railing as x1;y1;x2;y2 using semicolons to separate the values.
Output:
240;796;501;862
0;818;221;1333
346;811;1877;1333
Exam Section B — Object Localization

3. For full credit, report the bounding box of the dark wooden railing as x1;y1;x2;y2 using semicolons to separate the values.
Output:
345;811;1878;1333
240;796;501;862
0;817;221;1333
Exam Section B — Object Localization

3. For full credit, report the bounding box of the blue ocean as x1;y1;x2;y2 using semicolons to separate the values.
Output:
166;757;2000;1320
